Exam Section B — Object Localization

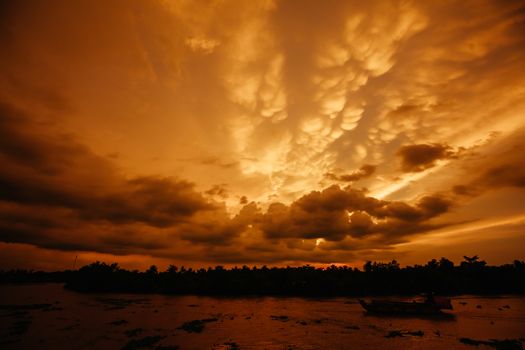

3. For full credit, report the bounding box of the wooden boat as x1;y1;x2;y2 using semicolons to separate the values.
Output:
359;295;453;315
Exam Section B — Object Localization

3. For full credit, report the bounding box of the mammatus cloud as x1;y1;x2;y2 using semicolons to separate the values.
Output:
0;103;454;261
1;0;525;269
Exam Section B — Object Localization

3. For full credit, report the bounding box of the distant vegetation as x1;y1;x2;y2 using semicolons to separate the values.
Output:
1;256;524;296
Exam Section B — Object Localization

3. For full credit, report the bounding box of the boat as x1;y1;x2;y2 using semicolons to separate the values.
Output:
359;295;453;315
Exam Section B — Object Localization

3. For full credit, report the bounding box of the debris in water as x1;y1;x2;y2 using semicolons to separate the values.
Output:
155;345;179;350
223;341;240;350
270;315;289;322
0;304;52;311
459;337;523;350
385;330;424;338
125;328;144;338
109;319;129;326
121;335;165;350
179;318;218;333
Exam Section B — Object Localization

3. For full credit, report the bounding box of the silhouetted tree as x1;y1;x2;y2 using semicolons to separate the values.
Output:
146;265;158;274
3;256;523;297
461;255;487;269
439;257;454;270
166;265;178;274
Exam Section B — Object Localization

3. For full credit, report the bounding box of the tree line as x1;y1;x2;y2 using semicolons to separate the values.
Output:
1;256;524;296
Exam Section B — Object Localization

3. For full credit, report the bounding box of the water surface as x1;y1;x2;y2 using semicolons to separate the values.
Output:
1;284;524;349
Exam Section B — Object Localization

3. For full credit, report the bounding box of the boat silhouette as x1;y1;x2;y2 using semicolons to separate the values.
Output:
359;295;453;315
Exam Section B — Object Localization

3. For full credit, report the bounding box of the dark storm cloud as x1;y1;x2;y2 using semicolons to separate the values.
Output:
397;143;456;172
324;164;376;182
0;95;518;264
452;131;525;197
259;185;452;242
0;103;213;221
205;184;229;198
1;0;525;269
373;195;452;222
239;196;248;205
80;176;214;227
478;163;525;188
0;202;107;252
0;104;80;173
178;201;262;245
0;103;219;251
0;101;257;256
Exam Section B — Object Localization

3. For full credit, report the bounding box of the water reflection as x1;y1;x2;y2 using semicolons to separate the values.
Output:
0;284;524;350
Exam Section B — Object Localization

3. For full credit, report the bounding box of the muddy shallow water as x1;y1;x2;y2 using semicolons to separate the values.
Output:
0;283;524;349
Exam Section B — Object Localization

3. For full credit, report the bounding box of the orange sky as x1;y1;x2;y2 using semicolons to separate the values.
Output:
1;0;525;271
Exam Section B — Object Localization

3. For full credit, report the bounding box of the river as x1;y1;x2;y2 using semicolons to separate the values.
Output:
0;283;524;349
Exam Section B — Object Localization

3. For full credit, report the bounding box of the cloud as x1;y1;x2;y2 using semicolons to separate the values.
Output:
373;195;451;222
0;101;265;258
239;196;248;205
452;128;525;196
86;176;214;227
185;37;220;54
325;164;376;182
205;184;229;198
2;114;459;258
259;185;452;242
478;163;525;189
397;143;456;172
1;0;525;268
178;201;261;245
0;103;221;252
197;157;239;169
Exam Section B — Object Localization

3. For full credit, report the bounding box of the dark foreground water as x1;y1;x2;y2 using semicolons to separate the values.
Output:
0;284;524;349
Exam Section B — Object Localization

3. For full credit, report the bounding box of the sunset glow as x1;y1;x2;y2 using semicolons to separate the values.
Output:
1;0;525;270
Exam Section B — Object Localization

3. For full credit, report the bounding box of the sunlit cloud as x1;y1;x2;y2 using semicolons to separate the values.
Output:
1;0;524;269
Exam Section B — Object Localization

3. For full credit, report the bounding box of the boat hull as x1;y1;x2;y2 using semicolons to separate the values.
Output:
359;299;444;315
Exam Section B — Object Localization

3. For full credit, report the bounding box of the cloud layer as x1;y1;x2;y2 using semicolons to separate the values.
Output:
1;0;525;269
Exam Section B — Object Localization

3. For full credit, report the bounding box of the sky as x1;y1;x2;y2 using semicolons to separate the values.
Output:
1;0;525;271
